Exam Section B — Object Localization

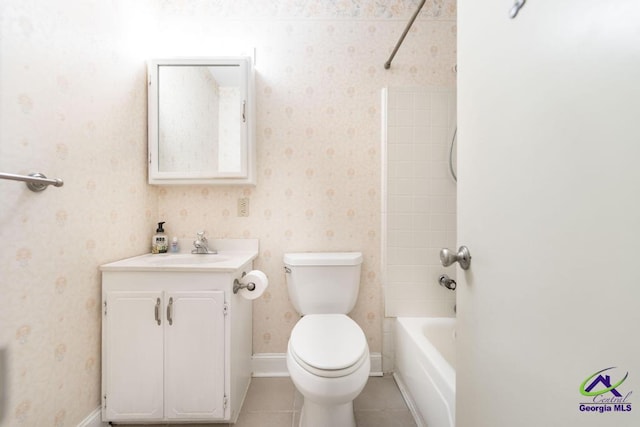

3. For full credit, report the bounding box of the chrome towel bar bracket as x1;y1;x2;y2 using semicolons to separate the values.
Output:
0;172;64;192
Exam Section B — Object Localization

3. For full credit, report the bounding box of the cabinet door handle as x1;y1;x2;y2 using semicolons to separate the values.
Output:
155;298;161;325
167;297;173;325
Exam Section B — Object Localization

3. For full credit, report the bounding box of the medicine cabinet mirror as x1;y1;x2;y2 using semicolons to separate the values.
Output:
148;57;255;185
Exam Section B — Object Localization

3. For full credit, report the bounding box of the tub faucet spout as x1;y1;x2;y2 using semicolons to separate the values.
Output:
438;274;457;291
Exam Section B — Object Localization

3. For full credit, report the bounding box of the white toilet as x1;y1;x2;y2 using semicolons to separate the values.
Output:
284;252;370;427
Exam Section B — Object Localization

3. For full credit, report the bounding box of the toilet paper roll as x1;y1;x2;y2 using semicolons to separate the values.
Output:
238;270;269;300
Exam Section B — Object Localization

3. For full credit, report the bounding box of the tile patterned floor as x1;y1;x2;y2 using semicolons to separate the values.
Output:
117;375;418;427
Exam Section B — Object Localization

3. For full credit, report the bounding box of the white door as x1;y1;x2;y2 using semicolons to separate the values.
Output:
103;291;164;421
164;290;226;419
457;1;640;426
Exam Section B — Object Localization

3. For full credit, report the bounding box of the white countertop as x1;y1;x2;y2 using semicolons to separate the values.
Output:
100;239;259;273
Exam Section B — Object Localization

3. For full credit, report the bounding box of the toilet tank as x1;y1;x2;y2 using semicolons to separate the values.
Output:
284;252;363;315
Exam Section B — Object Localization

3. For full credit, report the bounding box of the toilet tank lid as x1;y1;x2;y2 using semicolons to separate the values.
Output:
284;252;363;266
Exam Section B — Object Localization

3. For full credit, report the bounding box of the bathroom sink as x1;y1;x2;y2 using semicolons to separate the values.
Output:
99;239;259;273
146;254;231;265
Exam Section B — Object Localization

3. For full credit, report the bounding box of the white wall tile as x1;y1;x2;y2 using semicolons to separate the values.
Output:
383;88;457;318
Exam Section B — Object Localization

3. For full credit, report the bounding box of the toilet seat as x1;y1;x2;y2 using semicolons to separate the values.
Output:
289;314;368;378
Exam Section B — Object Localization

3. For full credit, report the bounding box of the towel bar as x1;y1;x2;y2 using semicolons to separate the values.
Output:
0;172;64;192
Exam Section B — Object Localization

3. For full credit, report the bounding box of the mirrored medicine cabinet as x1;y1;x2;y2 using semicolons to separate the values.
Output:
147;57;255;185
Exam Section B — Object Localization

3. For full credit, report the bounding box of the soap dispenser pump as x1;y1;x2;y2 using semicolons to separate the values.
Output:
152;221;168;254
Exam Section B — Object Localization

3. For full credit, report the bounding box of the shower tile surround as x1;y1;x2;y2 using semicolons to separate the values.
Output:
383;88;457;318
1;1;456;425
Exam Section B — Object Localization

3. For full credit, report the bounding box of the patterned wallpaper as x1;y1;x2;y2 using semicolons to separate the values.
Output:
0;0;455;425
1;1;159;426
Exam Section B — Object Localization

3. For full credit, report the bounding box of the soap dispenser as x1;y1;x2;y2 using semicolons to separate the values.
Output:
152;222;168;254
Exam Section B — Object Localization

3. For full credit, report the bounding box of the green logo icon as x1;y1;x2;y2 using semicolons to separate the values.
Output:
580;367;628;397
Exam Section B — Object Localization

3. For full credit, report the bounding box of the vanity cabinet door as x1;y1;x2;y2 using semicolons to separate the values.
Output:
103;291;164;421
164;290;226;420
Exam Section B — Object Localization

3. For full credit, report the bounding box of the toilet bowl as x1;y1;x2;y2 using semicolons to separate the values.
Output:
286;314;370;427
283;252;369;427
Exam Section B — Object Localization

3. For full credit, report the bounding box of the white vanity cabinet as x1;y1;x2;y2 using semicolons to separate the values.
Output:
102;287;226;421
100;244;257;424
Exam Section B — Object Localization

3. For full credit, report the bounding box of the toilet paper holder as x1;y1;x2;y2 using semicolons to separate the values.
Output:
233;272;256;294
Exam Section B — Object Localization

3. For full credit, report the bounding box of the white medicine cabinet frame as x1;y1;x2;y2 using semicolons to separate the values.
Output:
148;57;256;185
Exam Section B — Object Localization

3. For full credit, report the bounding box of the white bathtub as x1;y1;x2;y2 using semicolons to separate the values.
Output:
394;317;456;427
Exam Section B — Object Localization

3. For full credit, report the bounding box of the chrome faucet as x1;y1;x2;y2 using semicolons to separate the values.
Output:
192;231;216;254
438;274;457;291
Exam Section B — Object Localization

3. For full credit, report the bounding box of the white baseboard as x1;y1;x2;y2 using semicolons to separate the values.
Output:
251;353;290;377
252;352;383;377
76;408;107;427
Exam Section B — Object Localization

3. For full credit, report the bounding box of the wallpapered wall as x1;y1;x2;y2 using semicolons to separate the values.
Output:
0;0;456;425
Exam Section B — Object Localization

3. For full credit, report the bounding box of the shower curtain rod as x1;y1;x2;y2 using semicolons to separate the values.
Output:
0;172;64;192
384;0;426;69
